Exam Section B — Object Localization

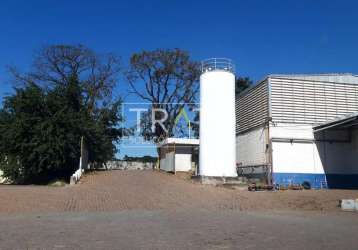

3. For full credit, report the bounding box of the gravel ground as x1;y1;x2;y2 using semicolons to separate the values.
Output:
1;170;358;249
0;170;357;214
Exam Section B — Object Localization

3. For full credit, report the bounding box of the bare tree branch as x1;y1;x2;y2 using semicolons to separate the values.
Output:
8;44;121;115
126;48;200;142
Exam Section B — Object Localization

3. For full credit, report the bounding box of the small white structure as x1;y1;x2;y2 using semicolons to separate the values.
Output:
0;170;6;184
236;74;358;189
158;138;199;173
199;58;237;177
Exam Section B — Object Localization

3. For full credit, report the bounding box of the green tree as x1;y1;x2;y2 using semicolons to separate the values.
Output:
0;45;122;184
235;77;252;95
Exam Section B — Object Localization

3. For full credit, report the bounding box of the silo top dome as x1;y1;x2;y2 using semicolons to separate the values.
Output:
201;58;235;74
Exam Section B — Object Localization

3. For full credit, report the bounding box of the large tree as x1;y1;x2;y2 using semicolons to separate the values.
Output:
0;45;122;184
126;49;200;144
10;44;120;114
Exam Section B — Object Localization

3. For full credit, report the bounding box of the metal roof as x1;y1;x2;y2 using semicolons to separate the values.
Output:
268;73;358;84
237;73;358;99
157;138;199;148
313;112;358;133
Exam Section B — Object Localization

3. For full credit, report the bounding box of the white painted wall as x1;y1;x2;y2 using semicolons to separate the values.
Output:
270;123;314;140
271;124;358;175
236;126;267;166
160;152;192;172
272;141;324;174
175;154;192;172
270;123;351;141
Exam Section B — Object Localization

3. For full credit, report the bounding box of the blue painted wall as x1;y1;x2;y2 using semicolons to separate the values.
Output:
273;173;358;189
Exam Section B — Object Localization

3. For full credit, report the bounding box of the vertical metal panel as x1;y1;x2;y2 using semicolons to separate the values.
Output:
236;80;269;134
270;77;358;124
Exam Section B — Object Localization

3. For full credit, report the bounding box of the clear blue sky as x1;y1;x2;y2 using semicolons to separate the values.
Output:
1;0;357;158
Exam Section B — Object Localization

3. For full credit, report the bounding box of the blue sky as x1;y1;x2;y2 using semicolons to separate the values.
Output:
1;0;358;158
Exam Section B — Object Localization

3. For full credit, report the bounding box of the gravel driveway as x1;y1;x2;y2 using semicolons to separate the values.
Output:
1;170;358;249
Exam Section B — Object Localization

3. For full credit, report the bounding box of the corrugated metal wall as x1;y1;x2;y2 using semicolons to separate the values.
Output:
236;80;269;134
270;77;358;124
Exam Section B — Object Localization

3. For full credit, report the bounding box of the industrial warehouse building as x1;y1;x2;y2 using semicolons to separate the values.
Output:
236;74;358;189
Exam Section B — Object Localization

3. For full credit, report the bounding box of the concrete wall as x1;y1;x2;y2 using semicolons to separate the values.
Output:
236;126;268;166
105;161;155;170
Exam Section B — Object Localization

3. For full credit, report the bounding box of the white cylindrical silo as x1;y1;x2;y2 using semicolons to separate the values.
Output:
199;58;237;177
